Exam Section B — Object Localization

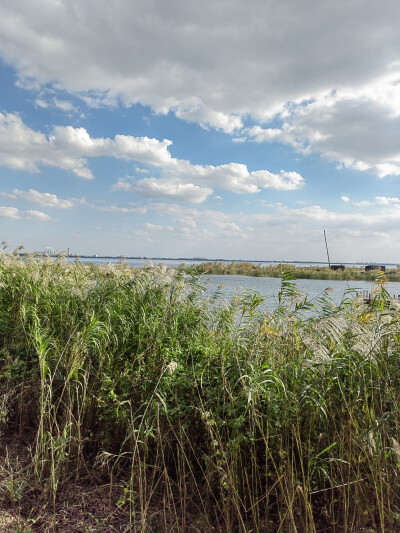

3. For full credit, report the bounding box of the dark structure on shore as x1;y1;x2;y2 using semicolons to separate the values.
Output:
365;265;386;272
330;264;345;271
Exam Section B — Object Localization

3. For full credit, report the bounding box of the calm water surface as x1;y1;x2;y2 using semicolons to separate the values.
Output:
203;275;400;312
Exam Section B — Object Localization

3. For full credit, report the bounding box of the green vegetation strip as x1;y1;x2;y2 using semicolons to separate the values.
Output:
187;260;400;281
1;253;400;531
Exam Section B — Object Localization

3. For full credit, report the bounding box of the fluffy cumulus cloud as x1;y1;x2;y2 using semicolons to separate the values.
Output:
50;126;174;167
113;162;304;203
0;112;303;200
161;161;304;194
0;113;174;178
250;170;304;191
0;0;399;139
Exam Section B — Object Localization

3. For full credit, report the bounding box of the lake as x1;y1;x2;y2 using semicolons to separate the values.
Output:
72;257;400;312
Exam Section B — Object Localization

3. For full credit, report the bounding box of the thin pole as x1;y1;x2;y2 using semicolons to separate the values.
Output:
324;230;331;268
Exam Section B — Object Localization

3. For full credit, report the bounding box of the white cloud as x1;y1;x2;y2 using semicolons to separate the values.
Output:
265;199;400;229
0;206;21;219
162;161;304;195
174;99;242;133
34;94;77;112
246;126;284;143
341;195;350;202
168;162;260;194
122;178;214;204
49;125;174;168
0;113;174;178
12;189;74;208
352;200;371;207
0;205;51;221
113;160;304;203
353;196;400;208
251;170;304;191
35;99;48;109
96;204;147;214
376;196;400;205
0;113;92;178
25;209;51;221
143;223;174;232
53;98;76;112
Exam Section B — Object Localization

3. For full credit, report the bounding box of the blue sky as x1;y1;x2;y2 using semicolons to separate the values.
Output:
1;0;400;261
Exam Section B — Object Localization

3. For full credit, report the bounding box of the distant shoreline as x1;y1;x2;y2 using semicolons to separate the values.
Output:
20;253;400;267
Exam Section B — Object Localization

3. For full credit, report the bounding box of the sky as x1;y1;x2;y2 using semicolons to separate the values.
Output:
1;0;400;262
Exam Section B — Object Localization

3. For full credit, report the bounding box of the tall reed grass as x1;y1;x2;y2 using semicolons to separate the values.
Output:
1;251;400;531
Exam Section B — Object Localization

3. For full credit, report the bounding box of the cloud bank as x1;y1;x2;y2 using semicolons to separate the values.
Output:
0;0;399;177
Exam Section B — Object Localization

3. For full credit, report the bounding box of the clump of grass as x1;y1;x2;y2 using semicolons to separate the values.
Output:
1;251;400;530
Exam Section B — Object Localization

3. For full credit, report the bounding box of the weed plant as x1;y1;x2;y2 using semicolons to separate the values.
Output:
1;251;400;531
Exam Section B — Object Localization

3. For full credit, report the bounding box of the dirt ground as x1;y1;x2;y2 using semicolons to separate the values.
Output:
0;434;217;533
0;433;137;532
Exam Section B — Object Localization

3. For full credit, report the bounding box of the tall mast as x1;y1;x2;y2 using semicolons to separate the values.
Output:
324;229;331;268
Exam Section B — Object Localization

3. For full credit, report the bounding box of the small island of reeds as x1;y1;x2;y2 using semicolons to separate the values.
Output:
186;260;400;281
1;251;400;531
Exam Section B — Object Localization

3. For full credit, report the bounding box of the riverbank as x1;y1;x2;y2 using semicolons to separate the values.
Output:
1;253;400;531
